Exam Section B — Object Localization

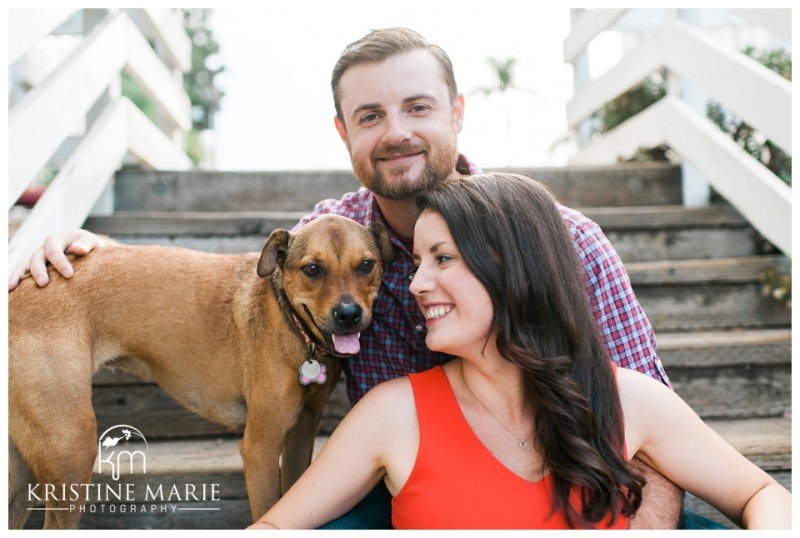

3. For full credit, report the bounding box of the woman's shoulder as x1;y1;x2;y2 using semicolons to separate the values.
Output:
355;375;415;418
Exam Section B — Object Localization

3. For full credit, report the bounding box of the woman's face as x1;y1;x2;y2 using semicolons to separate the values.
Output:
410;209;496;357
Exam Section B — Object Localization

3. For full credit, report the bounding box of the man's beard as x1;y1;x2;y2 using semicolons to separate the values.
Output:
355;139;458;200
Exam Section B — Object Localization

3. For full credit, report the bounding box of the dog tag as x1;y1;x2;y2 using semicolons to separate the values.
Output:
298;359;327;385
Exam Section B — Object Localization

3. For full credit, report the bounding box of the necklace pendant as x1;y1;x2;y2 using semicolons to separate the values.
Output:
518;440;528;449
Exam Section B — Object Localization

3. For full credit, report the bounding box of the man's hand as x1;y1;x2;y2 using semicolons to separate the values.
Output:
8;229;110;291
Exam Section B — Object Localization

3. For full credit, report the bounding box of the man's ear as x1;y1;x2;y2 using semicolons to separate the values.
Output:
334;116;350;151
453;93;465;134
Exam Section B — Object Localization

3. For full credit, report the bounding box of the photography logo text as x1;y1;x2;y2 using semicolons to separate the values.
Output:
27;423;222;517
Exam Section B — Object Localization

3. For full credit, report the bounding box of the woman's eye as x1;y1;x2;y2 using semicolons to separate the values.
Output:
407;267;418;281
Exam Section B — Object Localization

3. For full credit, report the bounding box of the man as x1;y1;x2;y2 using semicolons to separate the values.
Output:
10;27;709;529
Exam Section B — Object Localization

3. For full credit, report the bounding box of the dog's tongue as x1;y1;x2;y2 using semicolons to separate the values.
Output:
332;333;361;355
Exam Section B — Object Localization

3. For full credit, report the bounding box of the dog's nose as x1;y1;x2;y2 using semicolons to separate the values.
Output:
333;303;362;328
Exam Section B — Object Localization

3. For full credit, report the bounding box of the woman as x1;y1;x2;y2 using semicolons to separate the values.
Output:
249;173;790;529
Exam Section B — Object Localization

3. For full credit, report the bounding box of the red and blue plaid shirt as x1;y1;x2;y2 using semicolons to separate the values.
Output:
295;156;670;404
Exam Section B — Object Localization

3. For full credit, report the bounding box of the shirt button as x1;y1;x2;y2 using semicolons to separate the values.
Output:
414;324;424;333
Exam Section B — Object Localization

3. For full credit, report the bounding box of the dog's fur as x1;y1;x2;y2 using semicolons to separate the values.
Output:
8;214;395;529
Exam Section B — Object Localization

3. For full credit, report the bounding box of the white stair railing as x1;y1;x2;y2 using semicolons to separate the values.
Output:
8;8;194;269
564;8;791;257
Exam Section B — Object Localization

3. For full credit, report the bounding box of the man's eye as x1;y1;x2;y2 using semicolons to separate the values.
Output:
358;259;377;274
302;264;322;278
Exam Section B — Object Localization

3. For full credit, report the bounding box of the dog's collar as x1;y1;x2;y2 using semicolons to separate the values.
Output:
290;313;325;356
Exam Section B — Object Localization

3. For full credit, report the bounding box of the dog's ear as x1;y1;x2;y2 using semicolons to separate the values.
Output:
369;222;396;263
258;229;291;277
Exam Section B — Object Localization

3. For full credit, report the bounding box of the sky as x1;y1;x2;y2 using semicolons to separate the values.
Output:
207;3;577;171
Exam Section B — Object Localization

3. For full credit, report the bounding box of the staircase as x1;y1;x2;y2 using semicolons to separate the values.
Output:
21;163;790;529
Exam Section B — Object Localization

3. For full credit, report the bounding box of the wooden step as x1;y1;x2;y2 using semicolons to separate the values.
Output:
657;328;791;368
512;163;683;207
659;328;791;420
91;369;350;440
89;325;789;440
112;163;682;212
587;205;759;262
84;205;761;262
627;256;791;331
24;417;789;529
114;169;361;212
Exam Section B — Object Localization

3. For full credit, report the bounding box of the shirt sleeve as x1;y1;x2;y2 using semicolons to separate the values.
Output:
291;198;339;232
567;210;672;388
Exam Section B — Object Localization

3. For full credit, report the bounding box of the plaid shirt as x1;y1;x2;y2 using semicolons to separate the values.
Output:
295;157;670;404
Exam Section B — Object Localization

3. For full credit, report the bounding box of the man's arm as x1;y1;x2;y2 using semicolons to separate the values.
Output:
8;230;112;290
560;206;682;527
562;206;670;386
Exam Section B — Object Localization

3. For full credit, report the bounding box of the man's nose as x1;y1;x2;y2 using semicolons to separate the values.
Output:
382;112;411;144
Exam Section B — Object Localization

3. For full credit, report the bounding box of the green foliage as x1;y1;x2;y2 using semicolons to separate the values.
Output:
120;9;224;165
591;48;791;184
121;72;157;123
475;57;518;95
592;69;667;134
759;265;791;310
705;47;791;185
184;9;224;133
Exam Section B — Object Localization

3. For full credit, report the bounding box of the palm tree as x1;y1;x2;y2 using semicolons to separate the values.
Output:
473;57;541;162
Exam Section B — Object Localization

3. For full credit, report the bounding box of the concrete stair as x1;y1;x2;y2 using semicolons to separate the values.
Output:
21;163;790;529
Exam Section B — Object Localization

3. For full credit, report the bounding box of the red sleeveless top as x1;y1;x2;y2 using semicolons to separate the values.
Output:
391;365;628;529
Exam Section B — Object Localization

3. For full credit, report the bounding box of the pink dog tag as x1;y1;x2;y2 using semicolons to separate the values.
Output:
298;359;327;385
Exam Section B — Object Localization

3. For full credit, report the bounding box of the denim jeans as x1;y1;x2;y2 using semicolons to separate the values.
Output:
319;482;729;530
680;508;729;529
319;483;393;530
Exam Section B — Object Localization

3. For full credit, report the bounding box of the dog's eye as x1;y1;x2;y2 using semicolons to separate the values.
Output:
302;264;322;278
358;259;377;274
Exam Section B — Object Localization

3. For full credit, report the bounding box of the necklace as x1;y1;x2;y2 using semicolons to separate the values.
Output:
460;366;533;449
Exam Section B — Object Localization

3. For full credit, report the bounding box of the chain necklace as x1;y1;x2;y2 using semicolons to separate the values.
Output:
460;366;533;449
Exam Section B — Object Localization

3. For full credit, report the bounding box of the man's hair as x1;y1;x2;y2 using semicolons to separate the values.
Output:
416;173;645;528
331;27;458;124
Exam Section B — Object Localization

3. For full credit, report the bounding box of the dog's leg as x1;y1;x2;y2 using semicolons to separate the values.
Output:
280;376;340;494
39;407;98;529
8;438;37;529
240;385;307;522
9;344;97;529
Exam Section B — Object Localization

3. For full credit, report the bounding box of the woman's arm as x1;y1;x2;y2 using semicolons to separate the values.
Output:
617;368;791;529
248;376;417;529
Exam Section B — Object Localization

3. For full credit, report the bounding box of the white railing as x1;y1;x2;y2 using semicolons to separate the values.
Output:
8;8;194;269
564;8;791;257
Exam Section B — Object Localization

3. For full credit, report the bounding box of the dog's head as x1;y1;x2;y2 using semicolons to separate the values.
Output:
257;215;395;357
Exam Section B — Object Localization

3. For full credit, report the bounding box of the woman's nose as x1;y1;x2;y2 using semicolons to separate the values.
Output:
409;265;431;296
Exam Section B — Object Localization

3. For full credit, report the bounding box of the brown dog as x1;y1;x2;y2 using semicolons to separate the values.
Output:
8;214;395;529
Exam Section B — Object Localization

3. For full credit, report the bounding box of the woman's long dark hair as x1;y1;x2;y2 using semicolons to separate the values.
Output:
416;173;644;528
